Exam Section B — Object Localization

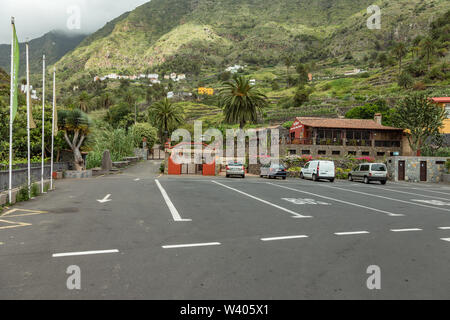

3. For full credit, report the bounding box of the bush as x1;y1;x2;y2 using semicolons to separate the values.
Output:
17;185;29;202
131;123;157;149
160;161;165;173
30;183;39;198
336;167;351;180
446;159;450;173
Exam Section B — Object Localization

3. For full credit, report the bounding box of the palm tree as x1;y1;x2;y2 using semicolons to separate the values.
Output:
148;98;184;144
392;42;407;73
282;54;294;88
420;37;436;69
78;91;90;112
218;75;268;129
58;108;90;171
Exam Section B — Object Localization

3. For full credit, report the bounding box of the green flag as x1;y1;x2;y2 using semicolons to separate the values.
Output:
11;22;19;122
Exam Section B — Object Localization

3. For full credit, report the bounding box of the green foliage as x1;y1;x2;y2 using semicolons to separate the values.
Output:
345;100;394;126
398;72;413;89
218;75;268;129
85;124;135;169
446;159;450;173
105;102;132;128
148;98;184;143
30;183;39;198
17;185;30;202
336;167;351;180
160;161;165;173
392;93;447;153
282;121;294;129
130;123;157;148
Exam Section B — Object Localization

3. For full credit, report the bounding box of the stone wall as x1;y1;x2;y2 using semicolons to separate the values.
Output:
386;156;449;183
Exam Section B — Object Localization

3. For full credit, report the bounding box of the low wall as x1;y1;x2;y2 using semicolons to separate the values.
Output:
443;174;450;184
386;156;448;183
0;162;69;192
64;170;93;179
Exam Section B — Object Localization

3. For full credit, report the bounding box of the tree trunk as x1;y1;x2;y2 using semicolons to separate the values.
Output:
73;147;84;171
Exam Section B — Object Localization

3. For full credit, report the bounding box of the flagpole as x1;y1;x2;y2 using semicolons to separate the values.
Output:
8;17;15;202
50;67;55;190
41;55;45;193
26;41;31;196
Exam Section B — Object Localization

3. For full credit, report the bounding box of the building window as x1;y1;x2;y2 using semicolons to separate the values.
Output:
318;150;326;155
348;151;357;156
289;149;297;155
361;151;370;156
332;150;340;155
436;161;445;165
377;152;385;157
302;150;310;155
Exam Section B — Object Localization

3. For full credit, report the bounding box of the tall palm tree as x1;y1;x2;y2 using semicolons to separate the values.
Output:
148;98;184;144
78;91;90;112
420;37;436;69
282;54;294;88
218;75;268;129
392;42;407;73
58;108;90;171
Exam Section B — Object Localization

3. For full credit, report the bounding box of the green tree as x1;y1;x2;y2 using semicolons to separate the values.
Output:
130;123;157;149
218;75;268;129
345;100;394;126
398;71;413;89
148;98;184;144
392;94;446;154
420;37;436;69
296;63;309;87
105;102;132;128
58;108;91;171
282;54;294;88
392;42;407;73
77;91;91;112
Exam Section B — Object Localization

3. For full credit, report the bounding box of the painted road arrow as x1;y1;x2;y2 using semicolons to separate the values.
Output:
97;194;112;203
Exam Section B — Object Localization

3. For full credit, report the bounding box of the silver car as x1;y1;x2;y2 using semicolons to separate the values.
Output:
348;163;387;184
226;161;245;178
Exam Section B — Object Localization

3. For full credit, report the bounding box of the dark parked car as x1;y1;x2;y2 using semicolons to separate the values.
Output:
260;164;287;179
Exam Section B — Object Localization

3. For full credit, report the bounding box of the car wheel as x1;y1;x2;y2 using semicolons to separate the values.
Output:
312;174;318;182
300;172;304;179
329;178;335;183
380;180;387;185
348;174;353;182
282;177;286;180
364;176;369;184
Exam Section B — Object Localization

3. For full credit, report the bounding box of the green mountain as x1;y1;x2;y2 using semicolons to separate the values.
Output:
54;0;449;81
0;30;86;78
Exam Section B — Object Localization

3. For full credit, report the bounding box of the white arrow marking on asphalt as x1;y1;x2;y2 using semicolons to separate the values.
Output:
97;194;112;203
440;238;450;242
134;178;141;181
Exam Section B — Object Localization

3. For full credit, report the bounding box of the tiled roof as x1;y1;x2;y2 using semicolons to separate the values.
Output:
432;97;450;103
295;117;402;130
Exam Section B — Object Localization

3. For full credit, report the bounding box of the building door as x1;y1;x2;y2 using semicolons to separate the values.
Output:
420;161;427;182
398;160;405;181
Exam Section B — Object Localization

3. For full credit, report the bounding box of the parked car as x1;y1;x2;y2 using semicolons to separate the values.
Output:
300;160;335;182
348;163;387;184
226;161;245;178
260;163;287;179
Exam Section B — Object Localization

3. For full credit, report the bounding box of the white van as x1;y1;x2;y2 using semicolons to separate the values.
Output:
300;160;335;182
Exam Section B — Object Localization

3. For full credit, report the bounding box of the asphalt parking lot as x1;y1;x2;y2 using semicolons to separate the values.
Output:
1;161;449;299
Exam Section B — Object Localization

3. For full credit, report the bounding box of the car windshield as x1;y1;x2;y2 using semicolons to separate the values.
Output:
229;162;243;166
271;164;285;169
371;164;386;171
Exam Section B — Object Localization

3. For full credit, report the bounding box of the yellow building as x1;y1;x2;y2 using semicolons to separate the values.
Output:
432;97;450;134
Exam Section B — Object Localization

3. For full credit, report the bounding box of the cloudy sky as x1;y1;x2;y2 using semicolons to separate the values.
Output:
0;0;151;44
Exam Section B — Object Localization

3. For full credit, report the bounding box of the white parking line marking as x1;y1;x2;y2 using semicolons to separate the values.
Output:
389;183;450;195
390;228;422;232
261;235;309;241
316;184;450;213
268;183;402;217
334;231;370;236
162;242;221;249
438;227;450;230
367;186;449;201
440;238;450;242
155;179;192;222
52;249;119;258
212;181;312;218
